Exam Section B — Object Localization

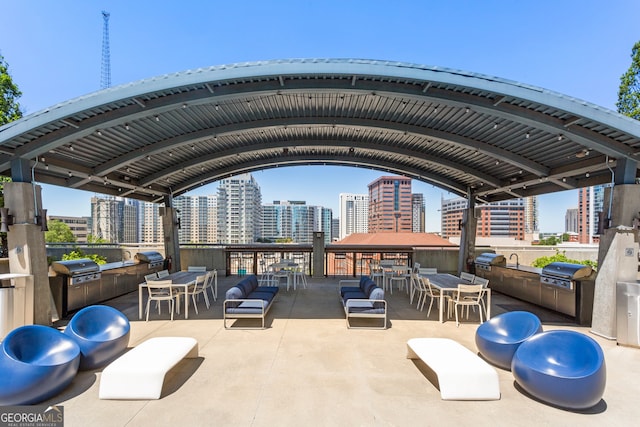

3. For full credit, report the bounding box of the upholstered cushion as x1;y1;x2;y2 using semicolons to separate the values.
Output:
362;280;377;296
256;286;279;295
369;287;385;301
236;280;254;297
247;291;276;303
340;286;361;297
246;275;259;289
226;300;269;314
226;286;245;301
342;291;367;304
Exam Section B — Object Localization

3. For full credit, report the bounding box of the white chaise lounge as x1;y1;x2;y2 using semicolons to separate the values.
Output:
406;337;500;400
99;337;198;399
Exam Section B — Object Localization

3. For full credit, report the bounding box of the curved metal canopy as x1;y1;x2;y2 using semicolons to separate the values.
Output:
1;58;639;204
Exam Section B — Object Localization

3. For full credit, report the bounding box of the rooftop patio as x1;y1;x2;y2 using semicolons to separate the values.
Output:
49;275;640;426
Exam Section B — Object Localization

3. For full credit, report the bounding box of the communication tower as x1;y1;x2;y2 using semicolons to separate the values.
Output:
101;11;111;89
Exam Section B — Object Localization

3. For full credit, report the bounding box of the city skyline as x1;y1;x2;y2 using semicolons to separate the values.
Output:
3;1;638;233
58;172;541;245
42;168;575;234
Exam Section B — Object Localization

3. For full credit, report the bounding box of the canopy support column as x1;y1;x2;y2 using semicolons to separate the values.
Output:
591;159;640;338
161;195;181;273
3;179;49;325
457;189;478;275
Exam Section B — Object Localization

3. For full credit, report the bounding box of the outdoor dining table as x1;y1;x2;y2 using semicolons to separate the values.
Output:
269;261;299;290
423;273;492;324
138;271;202;320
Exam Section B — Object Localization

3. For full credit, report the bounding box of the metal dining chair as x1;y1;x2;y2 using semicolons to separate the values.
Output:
471;276;490;318
452;284;485;327
204;269;218;301
176;273;210;315
144;273;159;282
411;272;427;310
460;272;475;282
145;280;177;321
422;276;450;318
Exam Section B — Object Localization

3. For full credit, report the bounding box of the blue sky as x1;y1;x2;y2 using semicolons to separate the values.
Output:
1;0;639;233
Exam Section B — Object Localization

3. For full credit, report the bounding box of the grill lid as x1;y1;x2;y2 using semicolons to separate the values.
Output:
135;251;164;263
51;259;100;275
541;262;593;280
475;253;506;266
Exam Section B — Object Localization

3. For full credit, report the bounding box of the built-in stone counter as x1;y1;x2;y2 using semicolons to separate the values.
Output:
475;264;595;325
49;260;162;318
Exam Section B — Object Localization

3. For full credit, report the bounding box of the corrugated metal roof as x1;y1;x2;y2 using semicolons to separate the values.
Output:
0;58;638;204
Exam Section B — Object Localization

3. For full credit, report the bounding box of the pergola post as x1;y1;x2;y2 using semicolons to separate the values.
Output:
457;189;478;275
161;195;181;273
591;158;640;339
312;232;325;278
3;158;50;325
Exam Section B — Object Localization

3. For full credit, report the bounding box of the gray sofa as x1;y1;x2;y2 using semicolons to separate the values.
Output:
224;275;279;329
339;276;387;329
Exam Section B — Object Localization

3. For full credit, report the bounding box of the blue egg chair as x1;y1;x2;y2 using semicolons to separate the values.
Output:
475;311;543;370
511;330;606;409
0;325;80;405
63;305;130;370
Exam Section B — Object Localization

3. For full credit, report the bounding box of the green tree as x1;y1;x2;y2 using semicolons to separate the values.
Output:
0;53;22;126
87;234;108;243
532;250;597;270
0;54;22;257
0;176;10;257
61;248;107;265
617;41;640;120
44;220;76;243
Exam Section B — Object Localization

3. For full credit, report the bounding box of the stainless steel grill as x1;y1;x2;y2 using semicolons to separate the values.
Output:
51;258;102;315
135;251;165;269
51;259;102;285
474;253;506;272
540;262;593;291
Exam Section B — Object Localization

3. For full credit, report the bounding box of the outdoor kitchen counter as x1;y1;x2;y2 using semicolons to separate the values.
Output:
475;264;595;325
100;261;137;271
503;264;541;275
50;259;163;319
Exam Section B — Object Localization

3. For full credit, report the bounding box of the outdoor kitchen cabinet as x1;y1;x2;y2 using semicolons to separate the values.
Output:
521;276;542;304
67;280;102;312
540;284;575;317
490;267;541;304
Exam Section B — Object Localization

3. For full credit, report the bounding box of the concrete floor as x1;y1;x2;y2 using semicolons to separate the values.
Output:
49;275;640;427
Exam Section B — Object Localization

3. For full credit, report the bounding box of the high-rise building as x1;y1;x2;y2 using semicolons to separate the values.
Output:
48;215;89;243
316;207;333;245
122;199;139;243
138;201;162;243
524;196;539;234
440;196;467;238
331;218;340;241
338;193;369;239
565;208;579;233
411;193;425;233
368;176;412;233
173;195;217;244
91;196;138;243
578;185;607;244
441;197;526;240
216;173;262;244
261;201;332;244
